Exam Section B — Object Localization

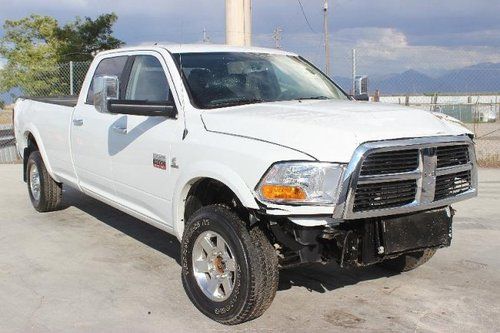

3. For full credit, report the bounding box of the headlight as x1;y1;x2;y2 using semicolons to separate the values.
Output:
256;162;346;205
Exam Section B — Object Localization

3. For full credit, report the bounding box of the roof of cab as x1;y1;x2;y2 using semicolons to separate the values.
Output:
98;43;297;56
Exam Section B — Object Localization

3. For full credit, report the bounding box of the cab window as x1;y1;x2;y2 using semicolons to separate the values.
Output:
125;56;170;101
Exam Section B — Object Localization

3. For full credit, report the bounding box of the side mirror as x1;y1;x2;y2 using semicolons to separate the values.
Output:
93;75;120;113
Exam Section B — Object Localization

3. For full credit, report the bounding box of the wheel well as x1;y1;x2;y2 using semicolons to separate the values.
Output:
23;133;39;182
26;133;39;151
184;178;249;223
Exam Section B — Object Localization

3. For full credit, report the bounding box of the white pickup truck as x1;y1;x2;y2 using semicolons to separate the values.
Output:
14;44;478;324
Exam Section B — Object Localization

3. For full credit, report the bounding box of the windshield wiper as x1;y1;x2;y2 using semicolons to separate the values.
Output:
209;98;264;108
295;96;331;100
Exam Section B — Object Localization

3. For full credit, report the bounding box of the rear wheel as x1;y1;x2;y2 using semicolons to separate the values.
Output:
181;205;278;325
379;248;436;272
26;151;62;212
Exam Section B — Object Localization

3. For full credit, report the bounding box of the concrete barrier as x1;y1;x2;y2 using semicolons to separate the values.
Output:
0;124;20;164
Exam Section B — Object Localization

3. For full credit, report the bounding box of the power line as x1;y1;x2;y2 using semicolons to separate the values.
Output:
297;0;315;33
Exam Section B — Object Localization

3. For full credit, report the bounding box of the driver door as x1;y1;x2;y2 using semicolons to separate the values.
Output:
109;53;183;227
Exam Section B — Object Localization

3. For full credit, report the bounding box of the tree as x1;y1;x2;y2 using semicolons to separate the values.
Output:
55;13;124;62
0;15;61;96
0;13;124;96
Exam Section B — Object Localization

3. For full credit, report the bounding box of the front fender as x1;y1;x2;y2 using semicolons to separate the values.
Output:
172;160;260;239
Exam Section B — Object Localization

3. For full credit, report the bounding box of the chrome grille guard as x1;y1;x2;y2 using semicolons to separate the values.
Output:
332;135;478;220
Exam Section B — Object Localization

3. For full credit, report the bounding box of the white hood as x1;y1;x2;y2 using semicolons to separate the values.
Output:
201;100;471;162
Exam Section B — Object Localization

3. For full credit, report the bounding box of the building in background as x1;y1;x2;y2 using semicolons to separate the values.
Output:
354;75;369;100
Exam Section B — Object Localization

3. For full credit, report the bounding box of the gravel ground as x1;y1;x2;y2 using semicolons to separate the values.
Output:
1;164;499;332
0;108;13;125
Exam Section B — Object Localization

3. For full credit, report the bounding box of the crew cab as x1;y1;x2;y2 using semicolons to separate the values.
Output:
14;44;478;324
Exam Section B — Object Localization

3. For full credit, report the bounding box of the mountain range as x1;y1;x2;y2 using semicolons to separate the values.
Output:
334;62;500;95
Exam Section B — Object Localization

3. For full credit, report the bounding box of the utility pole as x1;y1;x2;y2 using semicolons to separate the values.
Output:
352;48;357;96
226;0;252;46
272;27;283;49
323;0;331;76
203;27;211;43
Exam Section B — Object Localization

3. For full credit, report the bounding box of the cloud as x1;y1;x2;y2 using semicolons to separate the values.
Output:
342;28;500;76
0;0;499;79
0;0;224;42
411;29;500;47
339;28;409;48
255;27;500;78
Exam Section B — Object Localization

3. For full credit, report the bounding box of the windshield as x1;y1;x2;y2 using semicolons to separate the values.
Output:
173;52;348;109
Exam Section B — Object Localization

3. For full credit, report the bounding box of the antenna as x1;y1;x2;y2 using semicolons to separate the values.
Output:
272;27;283;49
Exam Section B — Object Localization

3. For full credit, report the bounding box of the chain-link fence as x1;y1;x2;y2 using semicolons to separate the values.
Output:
334;47;499;167
0;106;18;164
331;48;500;122
0;61;91;163
1;50;499;166
20;61;92;97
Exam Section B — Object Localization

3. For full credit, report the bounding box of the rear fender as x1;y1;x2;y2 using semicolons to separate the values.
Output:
21;126;59;183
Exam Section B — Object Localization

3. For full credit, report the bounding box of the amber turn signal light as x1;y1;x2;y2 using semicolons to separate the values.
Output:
260;185;307;201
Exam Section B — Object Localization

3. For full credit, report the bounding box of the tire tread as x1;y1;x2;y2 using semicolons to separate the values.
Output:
182;205;278;325
380;248;437;272
27;151;62;212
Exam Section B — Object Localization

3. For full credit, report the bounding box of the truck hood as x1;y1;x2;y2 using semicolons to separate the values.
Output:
201;100;471;162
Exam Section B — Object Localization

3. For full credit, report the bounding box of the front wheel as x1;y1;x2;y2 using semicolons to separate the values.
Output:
379;248;436;272
181;205;278;325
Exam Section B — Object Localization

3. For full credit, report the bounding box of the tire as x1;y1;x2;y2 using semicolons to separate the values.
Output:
181;205;279;325
26;151;62;212
379;248;436;272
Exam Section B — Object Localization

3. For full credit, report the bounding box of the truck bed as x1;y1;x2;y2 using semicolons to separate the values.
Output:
26;96;78;108
14;97;77;184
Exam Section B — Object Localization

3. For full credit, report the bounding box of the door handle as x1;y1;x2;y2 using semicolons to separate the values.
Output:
73;119;84;126
112;125;127;135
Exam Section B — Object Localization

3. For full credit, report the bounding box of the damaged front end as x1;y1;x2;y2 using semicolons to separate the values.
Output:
267;207;453;268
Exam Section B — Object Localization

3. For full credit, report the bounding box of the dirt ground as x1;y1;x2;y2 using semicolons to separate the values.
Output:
0;108;13;125
1;164;499;332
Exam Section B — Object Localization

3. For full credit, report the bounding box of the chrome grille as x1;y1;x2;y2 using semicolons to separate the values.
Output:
336;136;478;220
360;149;419;175
434;170;472;201
353;179;417;212
437;145;469;168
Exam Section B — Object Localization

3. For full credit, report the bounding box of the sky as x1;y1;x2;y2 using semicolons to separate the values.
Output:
0;0;499;77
